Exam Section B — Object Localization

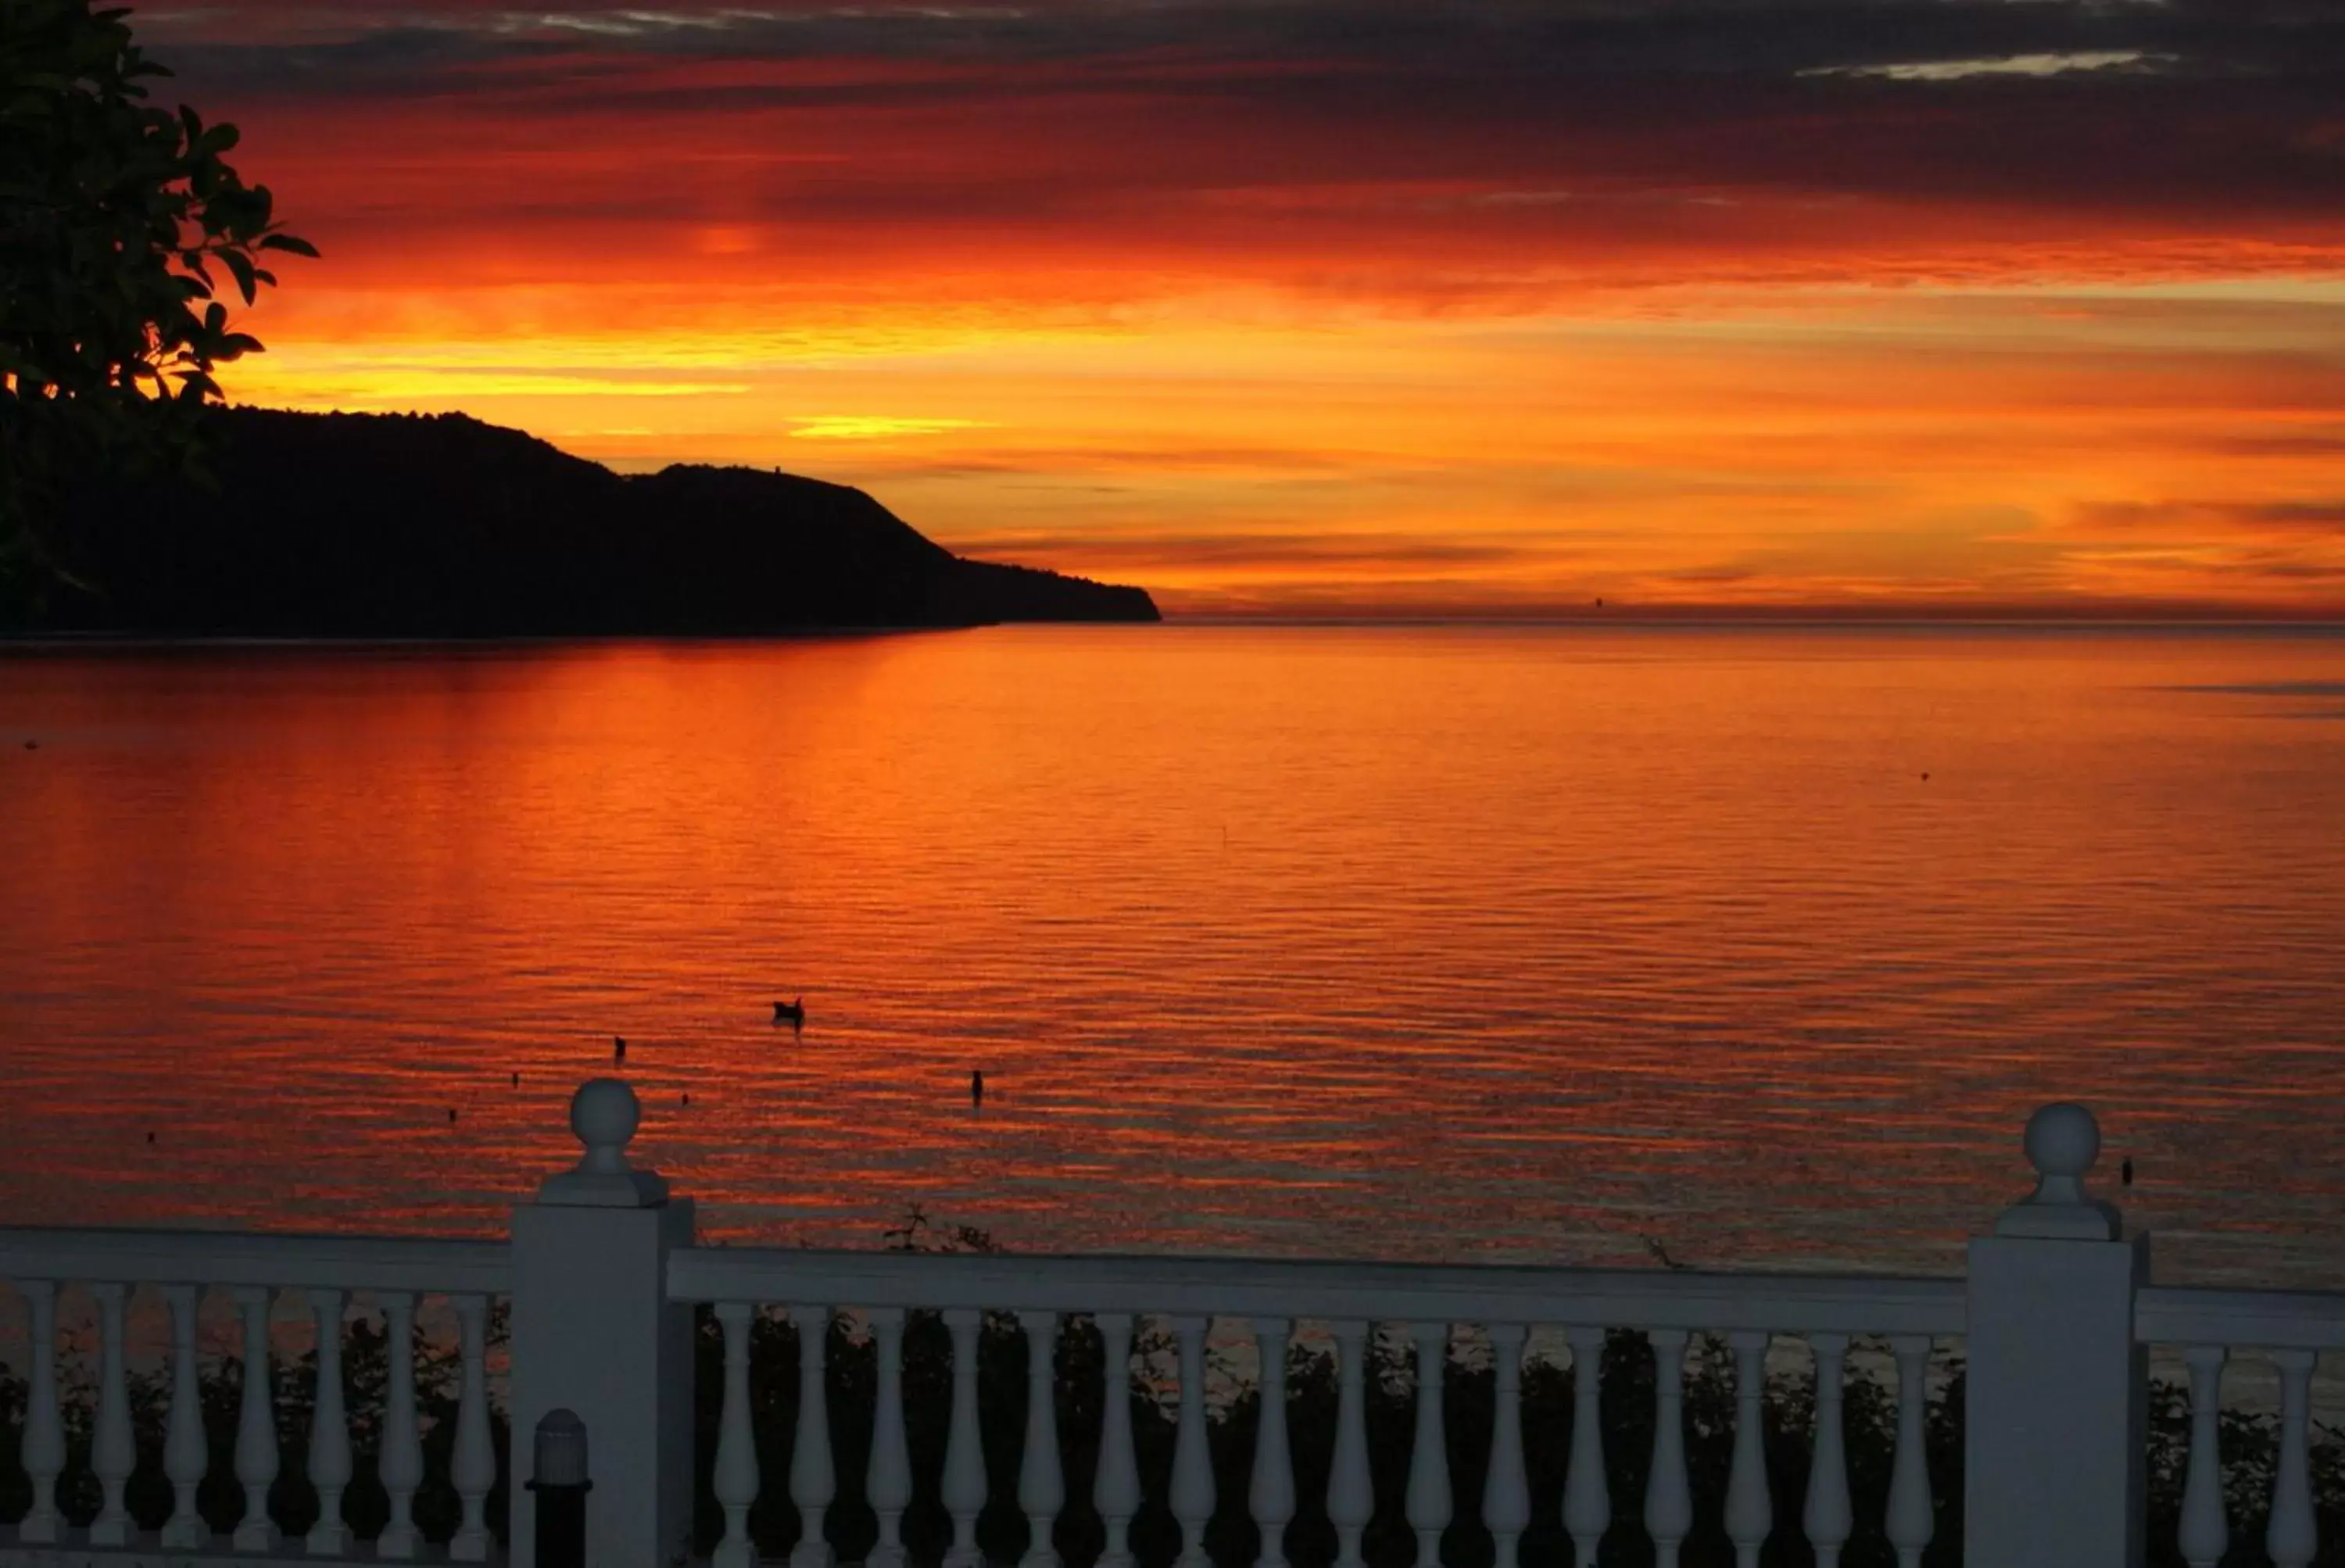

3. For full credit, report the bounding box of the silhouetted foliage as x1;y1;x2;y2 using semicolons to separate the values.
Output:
0;0;314;620
32;407;1161;633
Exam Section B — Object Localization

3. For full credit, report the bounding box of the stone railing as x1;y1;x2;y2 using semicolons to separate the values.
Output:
0;1085;2339;1566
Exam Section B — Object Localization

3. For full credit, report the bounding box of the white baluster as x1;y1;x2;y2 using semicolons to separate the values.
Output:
1097;1313;1143;1568
307;1288;353;1556
713;1301;761;1568
1643;1329;1691;1568
1802;1334;1852;1568
1019;1312;1065;1568
793;1304;838;1568
162;1283;210;1548
1251;1319;1296;1568
449;1294;495;1561
1405;1322;1452;1568
1172;1314;1216;1568
377;1292;424;1559
89;1280;135;1547
2176;1344;2228;1568
233;1285;283;1548
868;1308;912;1568
17;1280;63;1545
1561;1325;1609;1568
2161;1344;2229;1567
943;1308;987;1568
1329;1321;1373;1568
1483;1326;1530;1568
2268;1348;2318;1568
1885;1336;1934;1568
1724;1331;1770;1568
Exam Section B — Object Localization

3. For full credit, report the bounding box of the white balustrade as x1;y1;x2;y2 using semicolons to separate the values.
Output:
1095;1312;1143;1568
1885;1336;1934;1568
1724;1331;1770;1567
1327;1319;1373;1568
378;1291;425;1559
13;1087;2344;1568
1405;1322;1452;1568
1481;1325;1529;1568
1019;1311;1064;1568
792;1303;838;1568
713;1301;761;1568
1250;1318;1296;1568
1561;1323;1609;1568
309;1287;353;1556
1170;1314;1216;1568
1803;1334;1852;1568
868;1308;914;1568
162;1283;209;1548
450;1292;496;1560
942;1307;986;1568
2268;1348;2317;1568
90;1280;134;1547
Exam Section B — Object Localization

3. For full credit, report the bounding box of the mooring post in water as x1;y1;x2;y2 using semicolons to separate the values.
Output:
529;1409;592;1568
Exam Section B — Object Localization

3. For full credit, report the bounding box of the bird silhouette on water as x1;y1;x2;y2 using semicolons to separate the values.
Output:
2121;1157;2135;1187
614;1035;627;1063
447;1108;457;1124
773;997;805;1028
971;1069;985;1108
510;1071;520;1087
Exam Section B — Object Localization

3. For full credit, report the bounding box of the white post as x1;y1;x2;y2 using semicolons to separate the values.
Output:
1964;1102;2147;1568
308;1287;353;1556
1723;1332;1770;1568
510;1079;698;1568
234;1285;283;1550
2176;1345;2227;1568
1803;1334;1852;1568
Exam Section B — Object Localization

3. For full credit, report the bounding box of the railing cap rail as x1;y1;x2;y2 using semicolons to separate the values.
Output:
665;1244;1967;1336
0;1224;510;1294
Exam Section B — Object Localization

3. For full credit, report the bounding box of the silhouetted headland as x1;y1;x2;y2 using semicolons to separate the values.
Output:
41;409;1160;635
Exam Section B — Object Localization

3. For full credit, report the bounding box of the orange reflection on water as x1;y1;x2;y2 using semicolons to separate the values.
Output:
2;628;2343;1286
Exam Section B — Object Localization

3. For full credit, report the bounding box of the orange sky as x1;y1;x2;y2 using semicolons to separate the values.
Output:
152;2;2345;616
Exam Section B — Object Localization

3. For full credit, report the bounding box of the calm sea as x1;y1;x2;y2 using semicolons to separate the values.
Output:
2;626;2341;1288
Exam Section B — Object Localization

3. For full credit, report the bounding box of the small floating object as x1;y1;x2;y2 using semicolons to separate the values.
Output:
23;739;37;750
510;1070;520;1087
2121;1157;2135;1187
447;1108;458;1124
146;1131;156;1145
971;1069;985;1107
614;1035;628;1062
682;1092;691;1107
1921;771;1931;782
772;997;805;1027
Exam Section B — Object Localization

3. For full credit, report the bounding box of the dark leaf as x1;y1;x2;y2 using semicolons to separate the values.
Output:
220;248;256;305
257;233;320;259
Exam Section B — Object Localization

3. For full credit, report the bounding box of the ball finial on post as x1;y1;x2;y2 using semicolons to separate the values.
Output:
535;1078;668;1207
571;1079;641;1175
1996;1101;2119;1239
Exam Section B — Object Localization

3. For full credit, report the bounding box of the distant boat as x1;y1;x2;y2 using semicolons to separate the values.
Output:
773;997;805;1027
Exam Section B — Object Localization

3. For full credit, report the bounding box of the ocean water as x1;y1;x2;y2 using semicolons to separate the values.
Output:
1;625;2340;1288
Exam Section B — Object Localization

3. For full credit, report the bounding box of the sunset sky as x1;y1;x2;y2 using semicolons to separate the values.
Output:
151;0;2345;617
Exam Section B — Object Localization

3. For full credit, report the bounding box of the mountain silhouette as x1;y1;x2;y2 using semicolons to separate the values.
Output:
45;408;1158;635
